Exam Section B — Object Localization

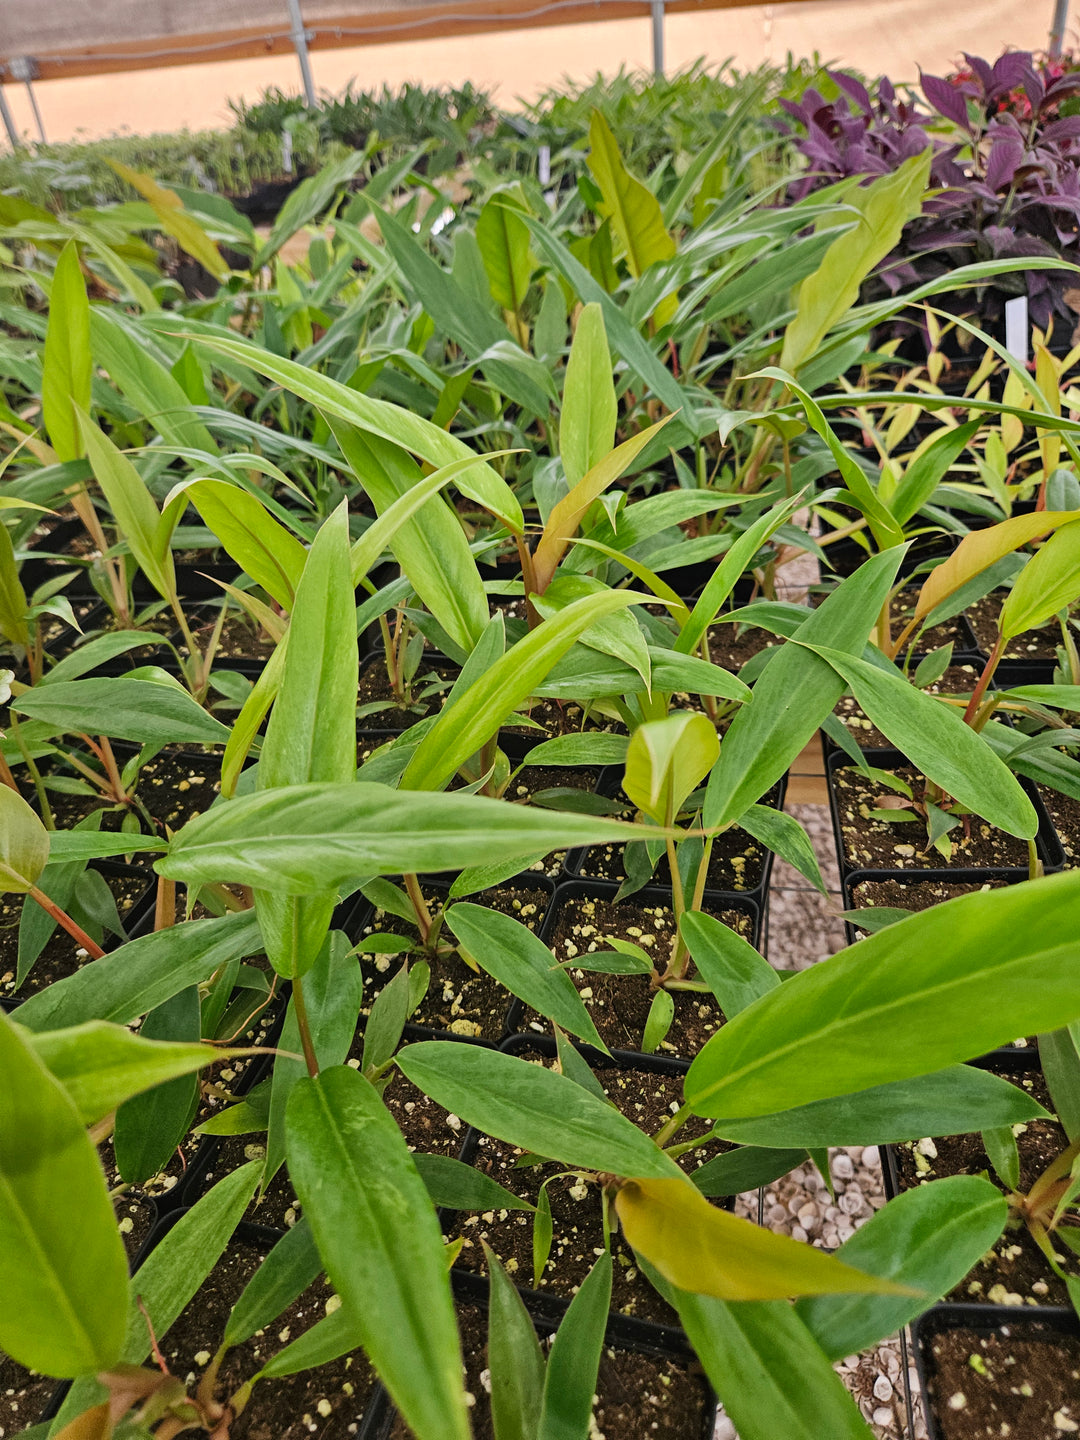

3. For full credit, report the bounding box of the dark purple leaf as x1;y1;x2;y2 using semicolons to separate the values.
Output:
829;70;873;115
920;72;971;129
1040;116;1080;143
985;135;1024;191
963;54;995;92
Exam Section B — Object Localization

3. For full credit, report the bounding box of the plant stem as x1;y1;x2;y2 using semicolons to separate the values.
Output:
10;716;53;827
653;1100;694;1148
27;885;105;958
290;972;320;1078
404;871;434;946
515;534;542;628
154;875;177;931
963;634;1004;726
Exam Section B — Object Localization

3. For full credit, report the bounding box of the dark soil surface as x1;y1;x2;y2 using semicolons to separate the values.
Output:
522;895;753;1055
356;657;458;727
704;621;779;671
833;663;984;751
389;1303;714;1439
34;752;222;836
447;1054;722;1327
1038;786;1080;867
0;1353;57;1435
0;870;151;1000
968;594;1080;660
180;614;279;662
833;765;1032;870
894;1070;1073;1306
846;876;1010;936
501;765;604;878
157;1237;379;1440
355;882;552;1040
922;1323;1080;1439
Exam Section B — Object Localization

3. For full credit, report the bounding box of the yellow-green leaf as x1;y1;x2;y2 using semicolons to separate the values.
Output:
615;1177;916;1301
1000;519;1080;640
42;240;91;464
107;161;229;281
624;712;719;826
0;786;49;895
914;509;1080;623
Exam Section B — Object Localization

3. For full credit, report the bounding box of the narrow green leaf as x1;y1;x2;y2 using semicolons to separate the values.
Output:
414;1154;534;1213
486;1246;545;1440
221;1219;322;1350
14;678;230;747
537;1252;613;1440
0;785;50;895
285;1065;470;1440
680;910;778;1018
560;302;616;487
42;241;90;464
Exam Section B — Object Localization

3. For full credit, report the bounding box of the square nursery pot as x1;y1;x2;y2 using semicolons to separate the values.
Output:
444;1033;733;1345
966;592;1080;686
882;1052;1076;1314
372;1268;719;1440
349;871;558;1043
825;749;1063;882
840;868;1039;1067
508;877;760;1063
913;1304;1080;1440
564;766;786;908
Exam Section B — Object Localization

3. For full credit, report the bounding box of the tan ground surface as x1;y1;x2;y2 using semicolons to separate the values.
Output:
2;0;1057;144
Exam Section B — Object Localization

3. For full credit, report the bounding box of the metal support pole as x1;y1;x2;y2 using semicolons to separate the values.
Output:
0;84;20;151
1050;0;1070;58
23;82;45;144
651;0;665;77
285;0;317;107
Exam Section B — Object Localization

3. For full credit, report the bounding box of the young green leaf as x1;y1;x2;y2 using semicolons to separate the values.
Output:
396;1042;682;1179
624;712;719;827
559;301;616;487
286;1065;470;1440
1040;1026;1080;1141
0;785;50;895
414;1154;534;1213
221;1219;322;1351
0;1012;128;1377
442;903;610;1053
486;1245;545;1440
177;479;307;610
42;241;91;464
690;1146;809;1199
112;988;202;1183
686;870;1080;1120
13;678;231;747
537;1251;613;1440
795;1176;1007;1361
680;910;779;1018
1000;520;1080;640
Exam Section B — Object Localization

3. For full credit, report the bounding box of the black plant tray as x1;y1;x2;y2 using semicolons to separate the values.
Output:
505;877;760;1065
825;748;1064;882
912;1303;1080;1440
840;867;1039;1068
564;767;786;907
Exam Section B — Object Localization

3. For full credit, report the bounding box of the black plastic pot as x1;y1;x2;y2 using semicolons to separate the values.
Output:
912;1303;1080;1440
443;1033;731;1346
506;877;760;1064
825;749;1064;882
822;531;961;582
564;767;786;908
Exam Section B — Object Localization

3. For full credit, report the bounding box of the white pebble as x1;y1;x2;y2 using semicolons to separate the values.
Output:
832;1153;854;1180
873;1375;893;1402
873;1406;894;1427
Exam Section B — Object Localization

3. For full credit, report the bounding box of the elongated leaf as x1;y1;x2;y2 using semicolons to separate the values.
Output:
1039;1026;1080;1141
559;301;616;487
588;110;677;324
14;678;230;746
222;1219;321;1350
796;1176;1007;1360
0;784;49;894
890;419;983;526
476;193;534;316
1000;519;1080;639
486;1247;545;1440
400;589;647;792
414;1153;534;1212
90;310;217;455
691;1146;808;1198
45;833;165;864
159;781;651;893
39;632;162;687
255;503;356;980
112;988;202;1182
0;1012;127;1377
15;910;263;1032
179;479;306;610
107;162;228;279
686;870;1080;1119
76;409;176;599
286;1065;470;1440
680;910;778;1017
704;549;903;828
537;1252;612;1440
709;1065;1048;1148
738;805;826;893
332;420;489;654
781;150;931;373
396;1042;681;1178
442;903;608;1051
188;330;521;530
27;1015;229;1125
265;932;363;1183
617;1177;910;1299
659;1284;875;1440
800;642;1037;838
42;240;91;464
914;510;1080;623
